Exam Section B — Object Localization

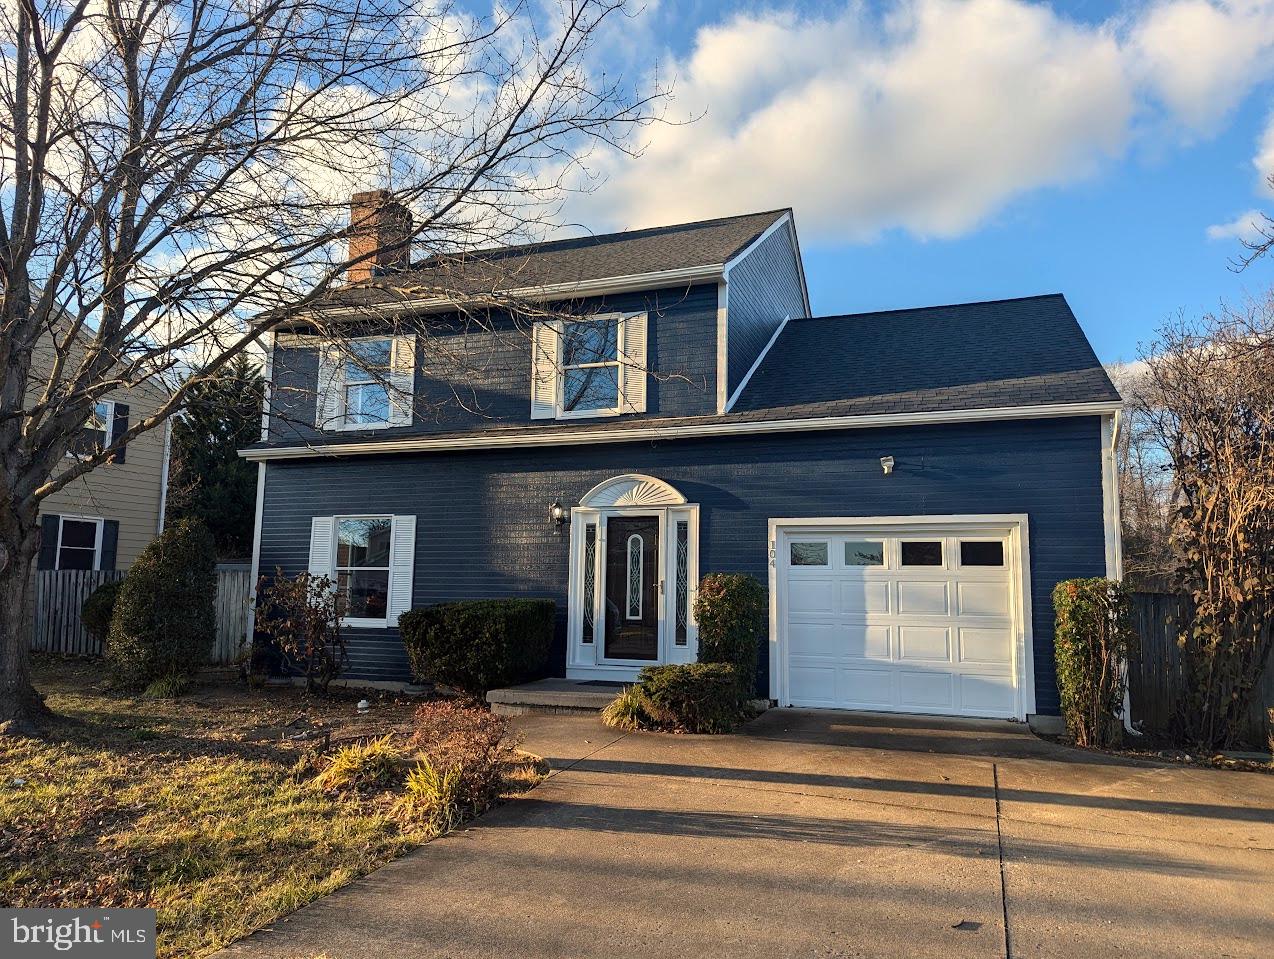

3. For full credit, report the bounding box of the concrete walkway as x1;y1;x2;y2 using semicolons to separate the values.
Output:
219;710;1274;959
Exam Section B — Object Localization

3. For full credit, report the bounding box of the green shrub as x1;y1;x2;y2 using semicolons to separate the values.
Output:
399;599;554;696
142;674;190;699
637;662;743;734
694;573;767;696
1053;578;1137;748
105;519;216;691
81;578;124;643
600;685;652;731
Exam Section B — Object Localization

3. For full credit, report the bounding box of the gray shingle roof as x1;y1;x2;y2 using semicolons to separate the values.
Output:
333;209;789;304
731;294;1121;418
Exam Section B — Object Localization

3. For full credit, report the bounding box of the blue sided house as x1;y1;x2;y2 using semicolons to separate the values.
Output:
242;195;1123;724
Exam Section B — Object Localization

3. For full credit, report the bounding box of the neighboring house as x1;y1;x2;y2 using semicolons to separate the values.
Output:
34;336;171;573
243;194;1122;723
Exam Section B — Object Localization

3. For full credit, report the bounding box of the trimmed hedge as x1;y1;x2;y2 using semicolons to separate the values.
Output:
1053;578;1137;748
105;519;216;690
636;662;743;734
399;599;554;696
693;573;767;695
82;578;124;643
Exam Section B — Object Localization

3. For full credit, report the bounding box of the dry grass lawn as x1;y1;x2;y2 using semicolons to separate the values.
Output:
0;656;540;958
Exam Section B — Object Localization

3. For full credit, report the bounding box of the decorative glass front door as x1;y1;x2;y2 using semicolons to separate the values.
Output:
603;515;659;661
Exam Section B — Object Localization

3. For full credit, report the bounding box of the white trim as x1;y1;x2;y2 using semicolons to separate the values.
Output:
261;331;275;441
715;280;729;414
293;265;727;323
241;401;1123;461
245;462;267;646
157;417;172;534
580;473;686;507
1100;412;1124;581
726;315;789;412
767;513;1036;721
53;514;105;571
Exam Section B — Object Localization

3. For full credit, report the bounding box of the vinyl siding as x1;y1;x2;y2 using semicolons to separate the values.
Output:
725;221;806;400
257;416;1106;714
269;284;719;445
30;336;169;569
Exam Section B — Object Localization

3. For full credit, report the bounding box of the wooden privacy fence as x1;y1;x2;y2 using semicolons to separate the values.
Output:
1127;591;1274;744
31;567;253;664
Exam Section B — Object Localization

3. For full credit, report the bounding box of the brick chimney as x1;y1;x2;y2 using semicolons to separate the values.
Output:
347;189;411;282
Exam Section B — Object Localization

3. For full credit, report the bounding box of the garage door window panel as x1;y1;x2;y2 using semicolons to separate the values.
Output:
900;540;943;567
790;541;829;566
844;540;884;567
960;540;1005;567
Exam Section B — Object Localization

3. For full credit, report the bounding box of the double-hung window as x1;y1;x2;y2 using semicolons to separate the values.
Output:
56;516;103;570
67;401;113;458
334;516;392;622
561;317;621;416
344;339;393;426
530;312;647;420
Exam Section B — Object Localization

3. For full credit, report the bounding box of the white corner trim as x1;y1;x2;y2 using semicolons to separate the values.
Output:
245;462;267;647
239;401;1123;461
726;315;788;412
157;418;172;534
261;331;275;442
1100;412;1123;581
715;279;729;414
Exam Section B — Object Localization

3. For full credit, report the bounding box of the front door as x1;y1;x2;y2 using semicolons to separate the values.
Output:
603;516;659;661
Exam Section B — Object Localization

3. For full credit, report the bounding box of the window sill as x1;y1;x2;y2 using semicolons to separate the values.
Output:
341;617;389;629
555;407;623;421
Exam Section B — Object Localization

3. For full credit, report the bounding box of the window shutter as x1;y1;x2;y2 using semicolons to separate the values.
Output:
388;335;416;427
307;516;335;581
109;403;129;463
530;321;560;419
38;514;60;570
620;312;648;413
315;347;344;430
100;520;119;571
387;514;416;625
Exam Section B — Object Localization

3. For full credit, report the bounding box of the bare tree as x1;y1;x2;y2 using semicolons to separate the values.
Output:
0;0;662;732
1109;362;1175;591
1235;170;1274;270
1137;296;1274;749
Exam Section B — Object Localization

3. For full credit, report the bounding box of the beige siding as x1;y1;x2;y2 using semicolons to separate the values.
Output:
31;334;170;570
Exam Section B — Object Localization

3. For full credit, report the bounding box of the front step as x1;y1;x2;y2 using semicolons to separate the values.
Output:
486;678;621;716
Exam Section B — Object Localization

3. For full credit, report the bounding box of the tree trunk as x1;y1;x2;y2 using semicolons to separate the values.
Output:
0;532;48;735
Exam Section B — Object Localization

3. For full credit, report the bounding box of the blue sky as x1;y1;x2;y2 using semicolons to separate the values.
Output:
554;0;1274;363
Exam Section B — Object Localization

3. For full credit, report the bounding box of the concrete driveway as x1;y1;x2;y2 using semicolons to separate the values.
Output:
220;710;1274;959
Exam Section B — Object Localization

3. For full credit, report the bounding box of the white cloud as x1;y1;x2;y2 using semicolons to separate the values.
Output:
1131;0;1274;132
1256;110;1274;193
1206;208;1269;241
565;0;1274;242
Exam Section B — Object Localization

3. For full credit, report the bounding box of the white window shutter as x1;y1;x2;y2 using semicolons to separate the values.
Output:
530;321;560;419
316;347;344;430
388;334;416;426
620;312;648;413
387;514;416;624
308;516;335;582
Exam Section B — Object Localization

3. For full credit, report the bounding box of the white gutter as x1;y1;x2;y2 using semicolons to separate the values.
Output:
239;400;1123;462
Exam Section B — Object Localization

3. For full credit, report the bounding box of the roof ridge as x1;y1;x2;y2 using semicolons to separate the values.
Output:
793;293;1066;322
408;208;791;269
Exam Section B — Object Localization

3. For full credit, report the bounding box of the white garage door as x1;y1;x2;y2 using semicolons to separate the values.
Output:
776;520;1025;719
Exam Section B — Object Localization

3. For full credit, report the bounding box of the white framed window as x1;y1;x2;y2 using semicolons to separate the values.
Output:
344;340;392;425
561;317;621;417
55;516;103;570
334;516;392;625
531;312;647;420
66;400;114;458
308;513;416;627
316;335;415;431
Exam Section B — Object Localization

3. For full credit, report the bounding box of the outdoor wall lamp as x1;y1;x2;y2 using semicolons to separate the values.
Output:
548;500;569;532
880;455;895;476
